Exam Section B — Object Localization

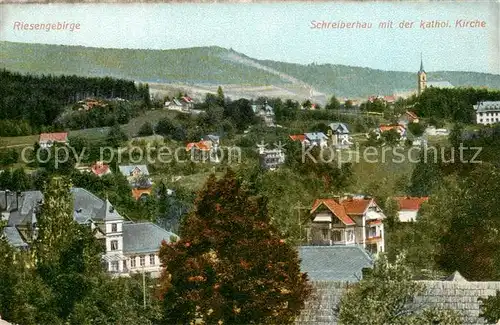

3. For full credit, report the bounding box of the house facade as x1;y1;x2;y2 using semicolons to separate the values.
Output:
474;101;500;125
307;196;385;255
38;132;68;148
252;101;275;126
118;165;153;200
394;196;429;222
328;122;351;147
304;132;328;148
0;188;177;277
186;134;221;162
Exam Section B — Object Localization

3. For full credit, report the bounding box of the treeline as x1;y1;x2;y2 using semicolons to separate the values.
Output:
413;87;500;124
0;69;150;136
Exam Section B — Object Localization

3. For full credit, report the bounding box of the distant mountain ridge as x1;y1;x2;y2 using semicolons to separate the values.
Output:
1;41;500;98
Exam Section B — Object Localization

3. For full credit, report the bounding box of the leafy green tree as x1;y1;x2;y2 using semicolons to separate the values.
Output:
12;167;31;191
344;99;354;109
479;290;500;323
155;117;177;137
407;149;443;196
217;86;225;107
106;124;128;148
381;128;401;146
407;122;426;137
0;168;13;189
337;253;462;325
158;170;311;325
138;122;154;136
325;95;340;110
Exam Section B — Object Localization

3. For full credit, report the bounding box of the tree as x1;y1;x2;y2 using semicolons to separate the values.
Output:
158;170;311;325
11;167;31;191
217;86;225;107
325;96;340;110
106;124;128;148
479;290;500;324
344;99;354;110
138;122;154;136
337;253;462;325
155;117;177;137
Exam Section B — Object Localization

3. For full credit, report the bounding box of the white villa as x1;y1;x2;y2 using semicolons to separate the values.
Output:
474;101;500;125
1;188;178;277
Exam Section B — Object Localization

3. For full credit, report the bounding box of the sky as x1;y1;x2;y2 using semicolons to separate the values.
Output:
0;1;499;74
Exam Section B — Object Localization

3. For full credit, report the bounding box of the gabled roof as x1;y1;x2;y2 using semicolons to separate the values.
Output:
394;197;429;211
186;140;212;151
474;101;500;113
298;245;373;282
406;110;418;120
311;199;355;225
103;199;123;222
91;161;110;176
39;132;68;143
340;197;373;215
289;134;306;142
172;98;182;106
304;132;327;141
379;124;405;133
122;222;178;254
329;122;350;134
118;165;149;176
2;226;28;249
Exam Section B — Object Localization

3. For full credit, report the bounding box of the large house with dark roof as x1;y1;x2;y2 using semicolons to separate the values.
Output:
0;188;177;277
307;196;386;255
474;101;500;125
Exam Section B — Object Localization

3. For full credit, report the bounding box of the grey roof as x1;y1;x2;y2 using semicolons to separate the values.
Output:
204;134;220;142
103;199;123;222
6;188;123;227
427;81;454;89
122;222;178;254
329;122;350;134
2;226;28;249
298;246;373;282
295;276;500;325
118;165;150;177
474;101;500;113
304;132;328;141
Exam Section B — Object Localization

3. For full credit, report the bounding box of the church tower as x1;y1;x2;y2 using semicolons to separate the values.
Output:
417;54;427;96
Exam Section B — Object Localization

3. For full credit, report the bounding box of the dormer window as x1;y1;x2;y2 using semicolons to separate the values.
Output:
76;208;82;213
109;205;114;213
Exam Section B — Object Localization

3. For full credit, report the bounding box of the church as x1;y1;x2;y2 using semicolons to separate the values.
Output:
417;55;454;96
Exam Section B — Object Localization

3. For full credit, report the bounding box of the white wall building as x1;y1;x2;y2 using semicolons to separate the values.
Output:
474;101;500;125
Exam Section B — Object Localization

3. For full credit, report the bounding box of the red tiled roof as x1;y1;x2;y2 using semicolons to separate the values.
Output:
367;219;382;225
289;134;306;142
91;161;110;176
340;197;372;215
39;132;68;143
379;125;405;133
311;199;355;225
384;95;396;103
394;197;429;211
406;111;418;119
186;141;211;151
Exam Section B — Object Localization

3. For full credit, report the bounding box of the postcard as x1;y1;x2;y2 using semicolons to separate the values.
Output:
0;1;500;325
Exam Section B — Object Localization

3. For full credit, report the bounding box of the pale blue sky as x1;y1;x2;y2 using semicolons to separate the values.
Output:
1;2;498;73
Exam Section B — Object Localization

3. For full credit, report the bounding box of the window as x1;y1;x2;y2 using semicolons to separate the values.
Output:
369;227;377;238
321;229;329;240
111;261;119;272
110;240;118;251
149;254;155;265
123;260;127;270
346;230;354;242
140;255;145;266
130;257;136;268
111;223;117;232
332;230;342;242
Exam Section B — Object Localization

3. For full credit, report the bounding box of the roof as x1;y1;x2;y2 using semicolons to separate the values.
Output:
298;246;373;282
289;134;306;142
203;134;219;142
118;165;149;176
186;141;211;151
39;132;68;143
5;188;124;227
383;95;396;103
340;197;372;215
406;110;418;119
329;123;350;134
2;226;28;249
103;199;123;221
91;161;110;176
394;197;429;211
304;132;327;141
379;124;405;133
122;222;178;254
474;101;500;113
295;276;500;325
311;199;355;225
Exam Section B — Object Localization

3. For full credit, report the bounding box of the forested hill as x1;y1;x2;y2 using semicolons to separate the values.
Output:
1;41;500;97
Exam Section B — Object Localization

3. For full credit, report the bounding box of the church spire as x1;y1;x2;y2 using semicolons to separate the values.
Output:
419;53;425;73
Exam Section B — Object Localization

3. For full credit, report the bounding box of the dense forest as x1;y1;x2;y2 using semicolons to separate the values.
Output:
0;69;150;136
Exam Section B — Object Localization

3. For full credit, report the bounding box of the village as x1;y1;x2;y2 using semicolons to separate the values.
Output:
2;55;500;325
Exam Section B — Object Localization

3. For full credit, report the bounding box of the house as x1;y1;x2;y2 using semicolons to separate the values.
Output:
38;132;68;148
289;134;307;144
376;124;407;140
307;196;386;255
298;245;373;282
394;196;429;222
399;111;419;125
257;143;285;170
383;95;397;104
90;161;112;177
328;123;352;147
186;135;220;162
118;165;153;200
252;101;275;126
0;188;178;277
294;272;499;325
304;132;328;148
474;101;500;125
180;96;195;109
